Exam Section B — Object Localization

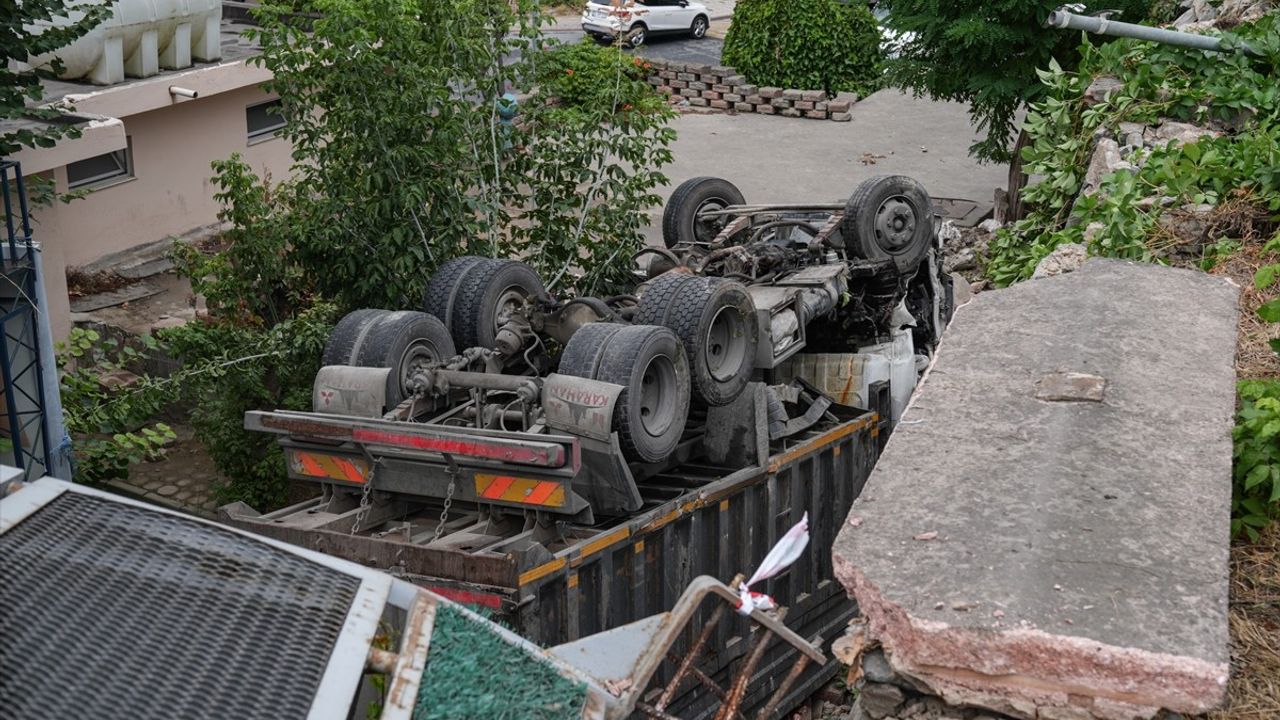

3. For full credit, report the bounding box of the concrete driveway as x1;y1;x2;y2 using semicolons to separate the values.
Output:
643;90;1007;244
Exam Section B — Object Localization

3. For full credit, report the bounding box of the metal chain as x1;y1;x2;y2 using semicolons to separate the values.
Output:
349;463;376;535
431;459;458;544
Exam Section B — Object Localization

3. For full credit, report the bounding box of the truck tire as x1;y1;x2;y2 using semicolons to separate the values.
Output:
595;325;690;462
558;322;625;380
662;176;746;248
354;311;457;409
636;273;756;406
423;256;490;325
842;175;935;274
322;308;389;366
449;260;549;351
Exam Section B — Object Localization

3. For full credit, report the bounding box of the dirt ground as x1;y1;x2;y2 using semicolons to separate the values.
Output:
1211;526;1280;720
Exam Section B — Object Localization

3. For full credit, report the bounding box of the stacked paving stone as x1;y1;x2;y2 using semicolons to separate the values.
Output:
646;59;855;121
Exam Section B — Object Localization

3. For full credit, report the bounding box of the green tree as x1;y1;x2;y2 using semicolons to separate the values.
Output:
2;0;110;156
878;0;1156;163
723;0;883;97
159;0;675;508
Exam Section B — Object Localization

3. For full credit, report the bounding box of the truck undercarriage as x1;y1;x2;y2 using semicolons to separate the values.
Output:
228;174;955;717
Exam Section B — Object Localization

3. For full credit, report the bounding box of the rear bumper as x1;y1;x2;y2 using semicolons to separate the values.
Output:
582;20;620;34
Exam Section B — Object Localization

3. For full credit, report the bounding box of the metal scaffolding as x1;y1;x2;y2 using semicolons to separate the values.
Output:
1;160;52;478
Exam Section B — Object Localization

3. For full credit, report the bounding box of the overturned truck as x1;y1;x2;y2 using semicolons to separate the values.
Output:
225;175;954;717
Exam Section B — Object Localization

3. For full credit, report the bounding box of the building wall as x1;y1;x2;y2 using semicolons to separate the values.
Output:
32;84;293;339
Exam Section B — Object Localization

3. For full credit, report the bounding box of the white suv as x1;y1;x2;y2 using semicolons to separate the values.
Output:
582;0;710;47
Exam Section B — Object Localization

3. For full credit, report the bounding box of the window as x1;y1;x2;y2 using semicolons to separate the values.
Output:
66;140;133;190
246;99;285;141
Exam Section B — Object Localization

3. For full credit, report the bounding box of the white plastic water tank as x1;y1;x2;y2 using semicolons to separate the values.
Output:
779;353;893;409
854;329;917;425
21;0;223;85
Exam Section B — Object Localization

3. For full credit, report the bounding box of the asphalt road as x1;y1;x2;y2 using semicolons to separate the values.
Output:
544;29;725;66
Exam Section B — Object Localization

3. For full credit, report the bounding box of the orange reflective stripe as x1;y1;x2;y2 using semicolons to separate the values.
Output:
335;457;366;484
482;474;516;499
297;453;327;478
524;481;558;506
473;474;568;508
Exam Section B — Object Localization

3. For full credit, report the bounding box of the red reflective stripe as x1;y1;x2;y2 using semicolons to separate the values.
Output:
352;428;559;466
524;481;558;506
425;586;504;609
482;475;516;499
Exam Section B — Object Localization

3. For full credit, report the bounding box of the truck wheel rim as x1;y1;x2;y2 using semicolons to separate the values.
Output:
693;198;729;242
874;196;918;252
400;340;441;394
705;305;748;382
494;285;529;336
638;355;678;436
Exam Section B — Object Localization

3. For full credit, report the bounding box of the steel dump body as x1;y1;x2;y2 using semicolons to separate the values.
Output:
225;409;879;718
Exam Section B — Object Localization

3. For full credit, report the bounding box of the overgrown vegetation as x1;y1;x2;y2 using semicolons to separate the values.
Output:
987;17;1280;283
1235;379;1280;541
986;12;1280;537
94;0;675;507
722;0;883;98
877;0;1164;162
57;329;176;484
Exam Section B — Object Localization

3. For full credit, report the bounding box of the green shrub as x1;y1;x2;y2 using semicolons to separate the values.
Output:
536;39;656;111
159;306;336;510
57;329;177;484
722;0;883;97
1234;380;1280;541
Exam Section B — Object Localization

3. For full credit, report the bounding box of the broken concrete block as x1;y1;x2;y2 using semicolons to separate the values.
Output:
1152;120;1220;147
1157;203;1215;246
832;260;1238;720
1081;138;1134;196
858;682;904;718
1083;75;1124;106
1032;242;1088;279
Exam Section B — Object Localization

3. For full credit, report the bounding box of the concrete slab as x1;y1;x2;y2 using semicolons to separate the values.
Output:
646;91;1007;245
831;260;1238;719
69;281;164;313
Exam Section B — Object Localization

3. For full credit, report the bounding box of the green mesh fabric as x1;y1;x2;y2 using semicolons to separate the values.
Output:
415;604;588;720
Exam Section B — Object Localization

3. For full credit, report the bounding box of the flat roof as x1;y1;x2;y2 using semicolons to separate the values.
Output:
36;19;261;107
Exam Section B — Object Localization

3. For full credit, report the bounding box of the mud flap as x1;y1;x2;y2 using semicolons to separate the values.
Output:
542;373;623;442
312;365;390;417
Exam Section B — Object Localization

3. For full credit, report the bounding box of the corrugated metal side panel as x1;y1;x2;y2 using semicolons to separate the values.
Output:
517;414;879;718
